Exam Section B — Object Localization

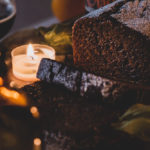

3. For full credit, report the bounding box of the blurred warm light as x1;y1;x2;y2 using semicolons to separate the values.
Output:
34;138;41;146
0;87;27;106
30;106;40;118
9;81;17;88
0;77;3;86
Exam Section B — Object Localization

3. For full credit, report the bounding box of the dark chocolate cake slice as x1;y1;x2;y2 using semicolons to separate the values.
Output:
36;58;150;105
22;81;146;150
73;0;150;85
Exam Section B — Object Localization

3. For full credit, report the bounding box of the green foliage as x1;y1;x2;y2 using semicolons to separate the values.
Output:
114;104;150;142
39;19;74;55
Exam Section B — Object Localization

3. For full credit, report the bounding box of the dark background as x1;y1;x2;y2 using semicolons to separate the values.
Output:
10;0;54;33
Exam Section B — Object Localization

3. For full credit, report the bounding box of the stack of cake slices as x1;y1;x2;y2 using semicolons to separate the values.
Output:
22;0;150;149
37;0;150;110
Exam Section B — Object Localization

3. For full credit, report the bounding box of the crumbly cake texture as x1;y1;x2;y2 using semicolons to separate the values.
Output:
22;81;145;150
73;0;150;85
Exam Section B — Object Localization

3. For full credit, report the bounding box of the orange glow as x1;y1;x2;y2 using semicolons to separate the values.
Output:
0;87;27;106
0;77;3;86
33;138;41;146
30;106;40;118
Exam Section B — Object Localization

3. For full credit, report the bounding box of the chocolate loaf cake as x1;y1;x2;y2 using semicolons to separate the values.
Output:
37;58;150;105
73;0;150;85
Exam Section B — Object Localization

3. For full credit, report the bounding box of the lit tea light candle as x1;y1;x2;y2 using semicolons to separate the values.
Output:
11;44;55;81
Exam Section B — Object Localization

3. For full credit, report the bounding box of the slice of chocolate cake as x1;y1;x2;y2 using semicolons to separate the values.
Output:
22;81;146;150
37;58;150;106
73;0;150;85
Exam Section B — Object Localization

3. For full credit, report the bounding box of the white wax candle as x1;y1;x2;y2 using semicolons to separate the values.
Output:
11;44;55;81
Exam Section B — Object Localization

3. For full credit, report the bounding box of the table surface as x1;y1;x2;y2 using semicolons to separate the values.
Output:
10;0;57;34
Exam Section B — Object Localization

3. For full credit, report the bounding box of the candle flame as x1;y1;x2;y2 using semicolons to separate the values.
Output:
27;44;36;59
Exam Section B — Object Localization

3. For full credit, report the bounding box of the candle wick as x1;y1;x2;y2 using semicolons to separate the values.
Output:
31;56;34;60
